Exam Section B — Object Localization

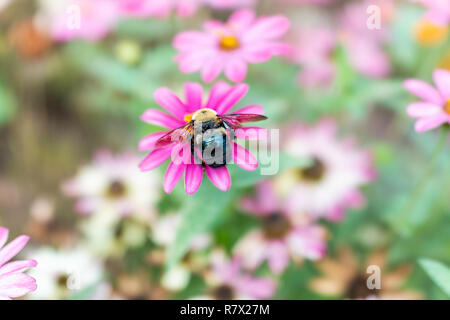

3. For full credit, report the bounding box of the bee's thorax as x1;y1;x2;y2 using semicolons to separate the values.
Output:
192;108;217;121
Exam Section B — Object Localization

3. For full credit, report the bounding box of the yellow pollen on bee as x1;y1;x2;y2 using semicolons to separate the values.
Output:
444;99;450;115
184;113;193;122
219;35;240;51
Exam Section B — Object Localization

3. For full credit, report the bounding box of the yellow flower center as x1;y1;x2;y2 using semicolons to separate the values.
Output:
444;99;450;115
184;113;193;123
219;35;240;51
415;20;448;46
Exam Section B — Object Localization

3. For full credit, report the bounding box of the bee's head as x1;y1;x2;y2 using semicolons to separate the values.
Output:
192;108;217;122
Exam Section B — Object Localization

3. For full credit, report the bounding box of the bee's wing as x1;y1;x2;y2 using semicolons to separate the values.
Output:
219;113;267;129
155;122;193;148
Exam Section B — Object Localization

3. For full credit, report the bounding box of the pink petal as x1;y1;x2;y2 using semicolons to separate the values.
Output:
176;50;214;73
215;83;249;115
414;115;448;132
184;164;203;194
201;56;224;83
235;127;268;140
404;79;444;105
242;42;291;63
0;228;8;250
139;147;173;171
0;235;29;267
433;69;450;100
184;82;204;112
232;142;258;171
163;161;186;194
0;273;37;298
236;276;276;299
0;259;37;275
154;88;187;120
406;102;442;118
138;132;168;151
231;104;264;115
205;166;231;191
243;15;291;43
228;9;256;29
225;58;248;83
173;31;216;51
267;241;290;274
141;109;185;129
206;81;232;109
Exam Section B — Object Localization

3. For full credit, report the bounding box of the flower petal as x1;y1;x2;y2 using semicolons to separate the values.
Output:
406;102;442;118
228;9;256;29
163;161;186;194
206;81;232;109
138;132;168;151
0;273;37;298
185;164;203;194
0;235;29;268
267;241;290;274
215;83;249;115
154;88;187;120
0;228;8;250
433;69;450;100
205;166;231;191
201;56;224;83
243;15;291;43
139;147;173;171
184;82;204;112
0;259;37;275
404;79;444;105
173;31;216;51
231;104;264;115
414;115;448;132
225;58;248;83
141;109;185;129
232;142;258;171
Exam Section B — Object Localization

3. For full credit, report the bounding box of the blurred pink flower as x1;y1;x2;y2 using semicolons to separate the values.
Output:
63;151;160;216
199;250;276;299
206;0;256;9
118;0;202;18
411;0;450;26
404;69;450;132
173;9;291;83
279;119;376;222
139;82;266;194
38;0;119;42
234;181;327;274
0;227;37;300
281;0;335;4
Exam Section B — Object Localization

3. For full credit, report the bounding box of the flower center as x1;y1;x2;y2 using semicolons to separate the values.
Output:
444;99;450;115
262;213;292;239
298;157;326;182
106;179;127;199
347;274;380;299
219;35;240;51
415;20;448;45
211;285;234;300
57;273;70;288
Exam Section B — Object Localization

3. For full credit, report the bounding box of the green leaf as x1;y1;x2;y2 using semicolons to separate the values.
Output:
419;258;450;297
165;180;234;270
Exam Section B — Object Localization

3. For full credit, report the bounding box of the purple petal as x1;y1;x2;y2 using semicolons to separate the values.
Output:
205;166;231;191
163;161;186;194
215;83;249;115
414;115;448;132
225;58;248;83
0;235;29;268
184;82;204;112
406;102;442;118
138;132;168;151
184;164;203;194
232;142;258;171
139;147;173;171
141;109;185;129
206;81;232;109
154;88;187;120
433;69;450;100
404;79;444;105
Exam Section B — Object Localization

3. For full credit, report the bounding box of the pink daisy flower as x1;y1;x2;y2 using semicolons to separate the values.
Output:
404;69;450;132
173;9;291;83
277;119;376;222
37;0;119;42
0;227;37;300
196;250;276;299
205;0;256;10
118;0;202;18
138;81;267;194
234;181;327;274
63;151;160;216
411;0;450;26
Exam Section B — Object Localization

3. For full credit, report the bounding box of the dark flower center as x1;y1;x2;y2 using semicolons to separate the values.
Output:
219;35;240;51
106;179;127;199
298;157;326;182
347;274;380;299
262;213;292;239
57;273;69;288
211;285;234;300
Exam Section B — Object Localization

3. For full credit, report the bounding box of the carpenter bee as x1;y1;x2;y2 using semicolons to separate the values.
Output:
155;108;267;168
